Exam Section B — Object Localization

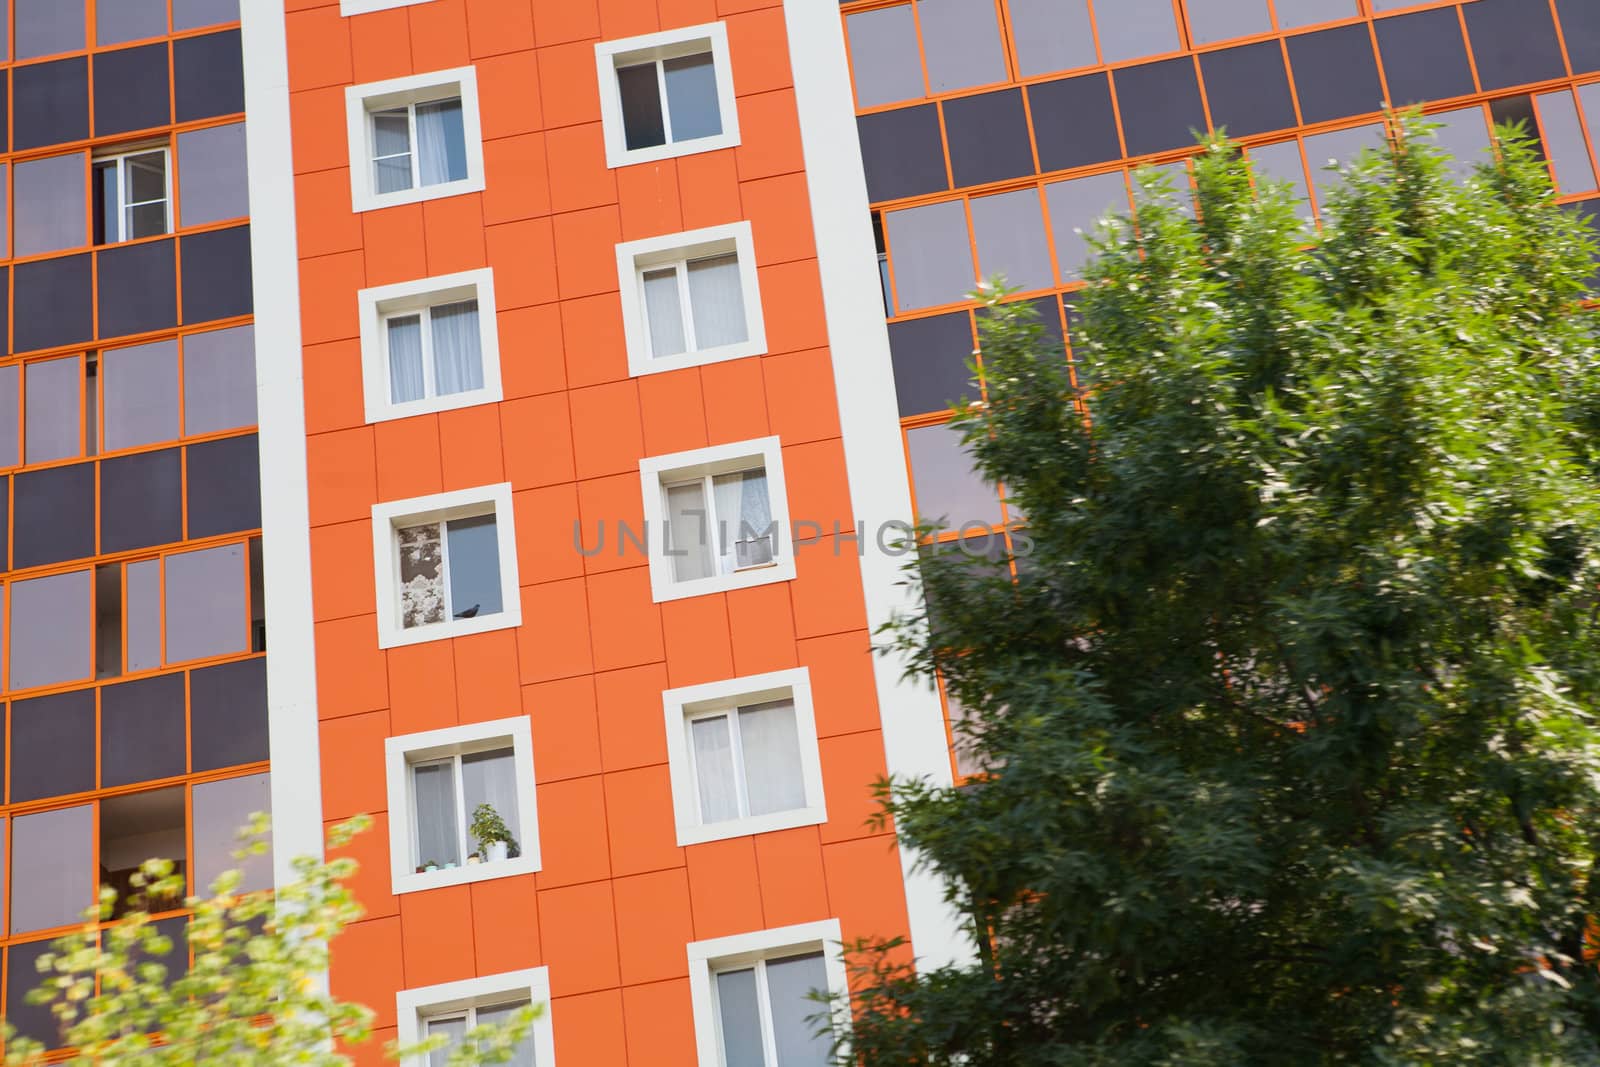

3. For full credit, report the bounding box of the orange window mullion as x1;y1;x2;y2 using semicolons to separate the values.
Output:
1457;4;1485;96
1549;0;1577;80
1364;16;1395;119
907;0;933;100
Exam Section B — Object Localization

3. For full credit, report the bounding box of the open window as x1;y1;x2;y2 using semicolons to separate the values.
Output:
664;669;826;845
688;921;847;1067
92;146;170;244
396;967;554;1067
615;222;765;376
371;484;521;648
596;23;739;168
345;67;484;212
358;269;502;421
385;717;540;894
640;437;794;602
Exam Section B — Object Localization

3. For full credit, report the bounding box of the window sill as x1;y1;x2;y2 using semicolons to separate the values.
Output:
367;383;504;425
629;336;767;378
393;854;538;895
376;604;522;650
351;175;485;215
606;132;741;171
649;555;797;604
676;803;828;847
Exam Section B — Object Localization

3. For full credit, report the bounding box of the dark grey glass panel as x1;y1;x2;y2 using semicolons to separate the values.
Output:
970;189;1052;292
183;324;256;434
1559;0;1600;75
1007;0;1095;78
13;57;89;150
101;448;183;552
845;5;923;109
662;53;721;142
98;238;177;339
884;200;975;312
942;89;1034;187
0;268;10;357
1489;96;1544;159
1112;58;1205;157
176;122;248;226
181;226;253;323
1562;195;1600;291
186;434;261;537
715;968;764;1067
857;105;946;203
1464;0;1564;91
917;0;1006;93
173;30;244;121
97;0;166;45
0;369;18;469
889;312;975;417
165;543;248;663
0;477;11;565
617;63;665;150
173;0;239;31
1029;73;1121;173
1094;0;1180;64
101;674;187;788
10;689;95;802
14;152;86;256
446;514;502;618
190;657;268;771
1199;41;1294;139
93;43;171;136
16;0;83;59
1373;8;1473;106
104;340;180;450
13;464;95;568
193;771;271;892
1286;25;1383;126
1184;0;1269;46
978;296;1064;358
7;940;59;1044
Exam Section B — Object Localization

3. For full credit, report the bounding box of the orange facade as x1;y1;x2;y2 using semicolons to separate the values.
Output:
280;0;916;1060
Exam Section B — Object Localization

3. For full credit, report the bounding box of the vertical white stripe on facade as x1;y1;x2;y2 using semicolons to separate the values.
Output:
240;0;326;879
780;0;976;970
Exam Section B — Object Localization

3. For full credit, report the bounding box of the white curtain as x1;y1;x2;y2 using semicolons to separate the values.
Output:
386;315;426;404
666;482;714;581
461;749;521;853
431;300;483;396
687;254;747;349
415;99;464;186
691;716;741;823
713;471;773;572
738;700;805;816
477;1002;537;1067
643;267;687;357
412;762;460;867
371;108;412;193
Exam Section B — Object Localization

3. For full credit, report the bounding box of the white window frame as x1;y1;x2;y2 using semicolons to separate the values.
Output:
345;67;486;213
595;22;741;169
616;222;766;377
385;716;541;895
663;668;826;846
94;146;172;243
395;967;555;1067
341;0;433;13
358;269;503;422
688;920;849;1067
371;483;522;649
639;437;795;603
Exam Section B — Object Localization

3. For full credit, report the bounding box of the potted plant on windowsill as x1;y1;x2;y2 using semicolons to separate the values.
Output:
470;803;518;864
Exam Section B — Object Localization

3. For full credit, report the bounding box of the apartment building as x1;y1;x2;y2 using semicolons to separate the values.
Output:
1;0;1597;1064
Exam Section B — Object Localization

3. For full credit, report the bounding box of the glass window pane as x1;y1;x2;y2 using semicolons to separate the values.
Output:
372;108;413;193
398;521;446;628
1302;122;1387;205
415;98;467;186
182;324;256;435
99;787;186;915
16;0;84;59
765;953;833;1067
1538;91;1597;195
125;151;167;203
738;700;805;817
686;254;747;350
9;569;92;690
663;52;722;143
103;339;180;450
10;805;92;933
714;967;766;1066
178;122;248;226
884;200;976;312
476;1002;536;1067
618;62;667;150
126;201;167;240
712;470;774;571
127;558;161;672
691;714;741;823
425;1016;468;1067
644;267;688;357
666;481;715;581
906;421;1002;528
1274;0;1357;27
970;189;1053;292
1043;171;1129;282
1093;0;1179;64
15;153;86;257
0;365;20;468
164;543;249;663
25;355;82;463
1185;0;1270;45
1422;106;1492;184
412;761;460;868
444;514;503;619
430;300;484;396
1006;0;1095;78
461;748;520;856
193;771;272;893
846;6;923;108
172;0;238;31
387;314;426;404
0;164;9;257
97;0;166;46
95;562;122;678
94;159;118;244
1247;141;1312;219
916;0;1006;93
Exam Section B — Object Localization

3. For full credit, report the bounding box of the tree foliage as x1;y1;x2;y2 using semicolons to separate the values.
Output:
846;119;1600;1064
1;814;538;1066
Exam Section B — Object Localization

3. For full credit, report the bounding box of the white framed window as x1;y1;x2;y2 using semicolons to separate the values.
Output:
639;437;795;603
616;222;766;377
663;669;826;846
345;67;485;213
341;0;433;12
595;22;740;169
358;269;502;422
371;484;521;649
385;717;541;895
92;146;170;243
688;921;848;1067
396;967;555;1067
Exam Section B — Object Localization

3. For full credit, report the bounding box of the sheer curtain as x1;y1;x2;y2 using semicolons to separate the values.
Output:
371;108;413;193
712;470;773;572
426;1017;467;1067
690;716;741;823
687;254;748;349
643;267;687;357
666;482;715;581
411;762;460;867
386;315;426;403
462;749;521;853
738;700;805;817
765;954;834;1067
430;300;483;396
477;1002;537;1067
415;99;466;187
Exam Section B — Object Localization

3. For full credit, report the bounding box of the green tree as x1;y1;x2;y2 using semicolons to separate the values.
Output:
1;814;538;1065
845;119;1600;1064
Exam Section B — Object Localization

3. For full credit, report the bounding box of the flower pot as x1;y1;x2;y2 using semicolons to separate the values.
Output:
467;854;482;865
487;840;509;863
425;864;439;873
